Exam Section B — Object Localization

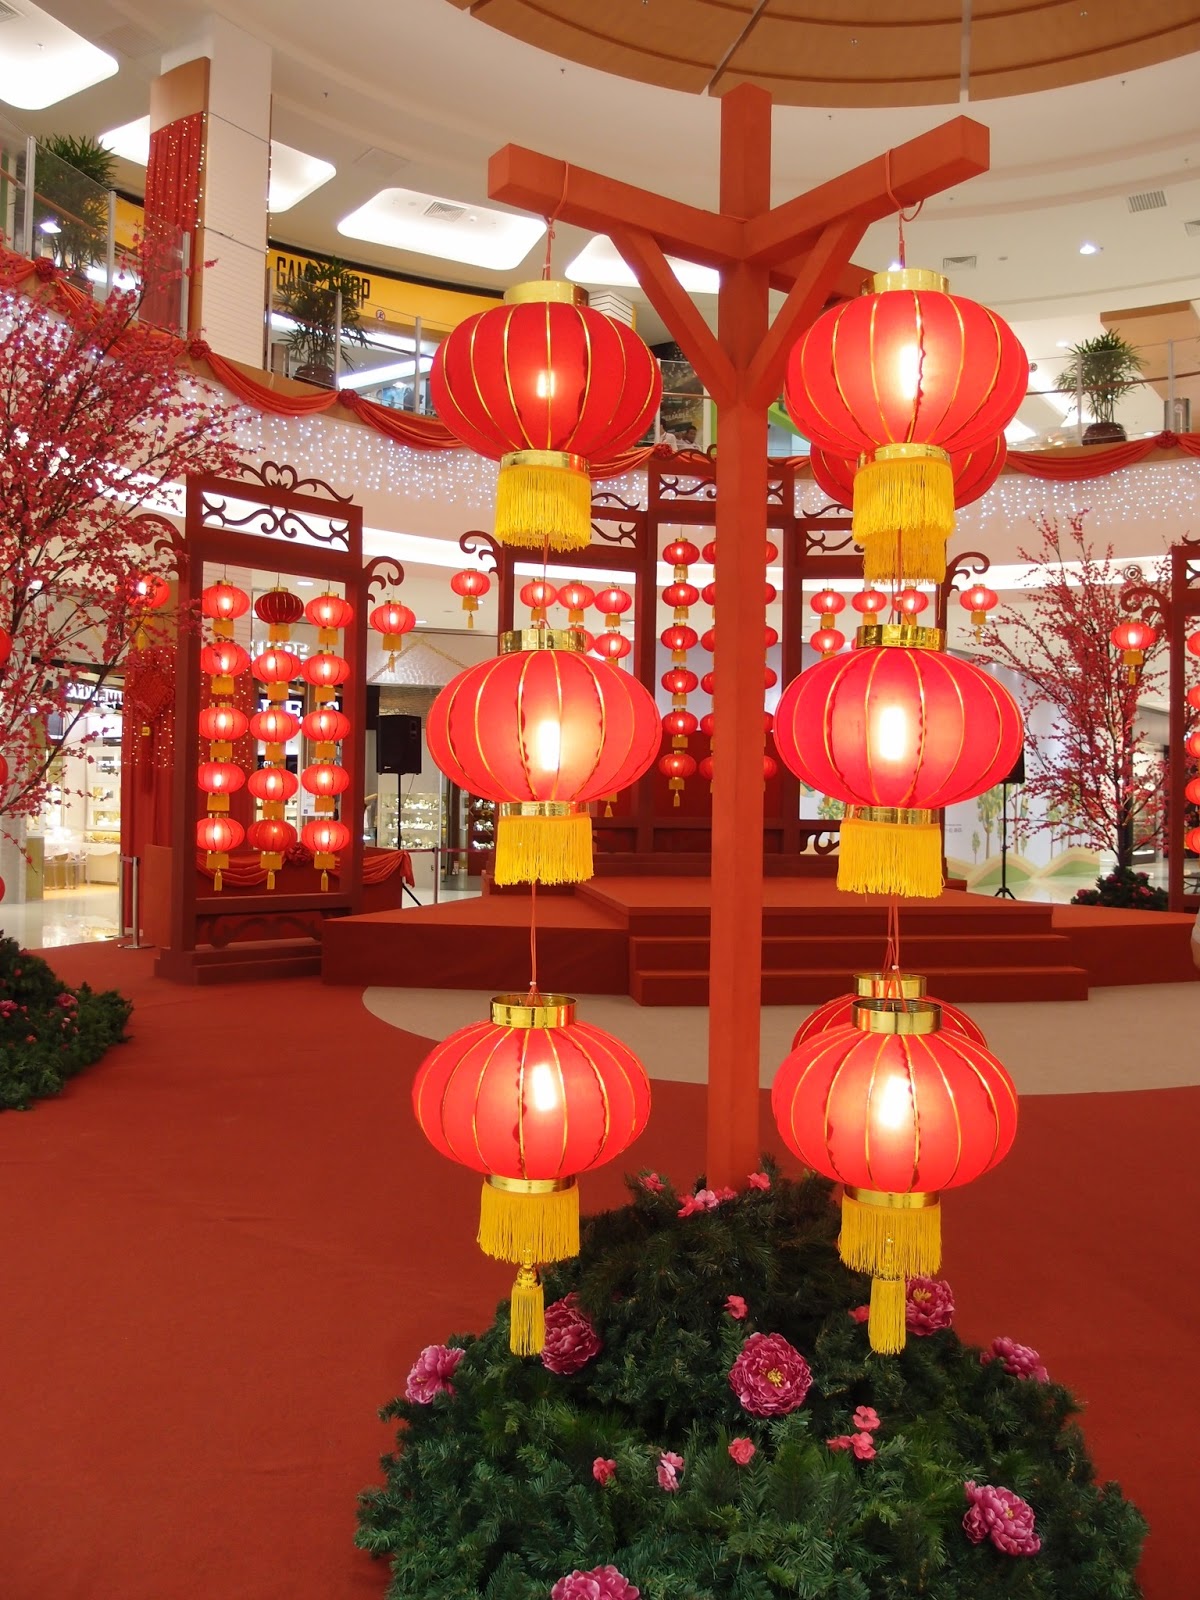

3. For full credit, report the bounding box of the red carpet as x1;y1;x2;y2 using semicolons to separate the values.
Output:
0;944;1193;1599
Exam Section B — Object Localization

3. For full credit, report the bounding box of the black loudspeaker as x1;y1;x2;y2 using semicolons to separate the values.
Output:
377;713;422;775
1002;746;1026;786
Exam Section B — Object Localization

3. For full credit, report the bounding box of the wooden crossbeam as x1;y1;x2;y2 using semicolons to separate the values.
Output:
610;227;737;408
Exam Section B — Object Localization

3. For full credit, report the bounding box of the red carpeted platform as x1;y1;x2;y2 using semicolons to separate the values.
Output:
322;876;1199;1002
0;943;1192;1599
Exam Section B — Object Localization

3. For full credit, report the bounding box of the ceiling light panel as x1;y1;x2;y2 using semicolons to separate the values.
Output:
269;142;336;213
338;187;544;271
566;234;720;295
100;115;150;165
0;0;117;110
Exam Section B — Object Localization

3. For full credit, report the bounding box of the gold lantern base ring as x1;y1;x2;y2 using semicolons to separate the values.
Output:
496;450;592;552
854;442;953;585
841;1187;942;1356
837;806;943;900
495;801;593;887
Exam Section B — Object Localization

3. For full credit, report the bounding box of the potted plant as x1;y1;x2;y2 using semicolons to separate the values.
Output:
273;256;368;387
32;134;115;286
1057;330;1144;445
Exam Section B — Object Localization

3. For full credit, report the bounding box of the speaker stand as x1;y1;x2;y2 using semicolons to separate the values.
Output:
993;782;1016;900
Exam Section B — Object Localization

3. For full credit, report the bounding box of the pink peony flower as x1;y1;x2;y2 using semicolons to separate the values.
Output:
405;1343;464;1404
728;1437;756;1466
592;1457;617;1486
677;1188;719;1217
962;1481;1042;1556
906;1276;955;1335
656;1450;684;1491
981;1337;1049;1383
724;1294;748;1320
849;1305;870;1325
850;1432;876;1461
852;1406;880;1432
826;1435;853;1451
747;1171;771;1190
0;999;17;1018
551;1564;640;1600
729;1331;813;1417
542;1293;603;1376
638;1172;665;1193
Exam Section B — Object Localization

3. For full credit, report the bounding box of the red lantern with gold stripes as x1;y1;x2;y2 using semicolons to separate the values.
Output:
450;569;490;628
430;281;662;551
370;601;415;665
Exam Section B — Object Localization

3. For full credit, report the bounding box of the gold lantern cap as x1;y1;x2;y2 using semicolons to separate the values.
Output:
855;622;944;652
504;279;588;307
853;971;928;1000
500;627;586;655
491;992;576;1029
852;997;942;1036
868;267;948;295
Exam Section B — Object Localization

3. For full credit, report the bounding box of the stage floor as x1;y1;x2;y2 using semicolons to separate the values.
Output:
321;877;1200;1003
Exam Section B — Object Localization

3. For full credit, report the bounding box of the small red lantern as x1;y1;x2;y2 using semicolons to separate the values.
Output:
302;707;351;748
664;539;700;566
301;653;351;703
1187;631;1200;659
519;579;558;621
894;588;929;617
772;996;1016;1353
249;765;299;815
658;750;697;804
592;632;631;662
1188;686;1200;712
198;705;249;751
664;582;700;610
131;573;170;611
764;665;778;689
430;280;662;550
1187;778;1200;804
959;583;999;639
249;707;300;764
196;759;246;812
254;588;304;641
1111;617;1157;683
662;710;698;739
661;624;698;654
427;630;660;883
774;628;1023;898
370;601;416;665
302;761;350;813
701;671;716;695
301;816;351;890
251;647;301;703
413;992;651;1353
662;668;698;696
196;814;245;891
200;640;250;695
450;569;491;628
247;818;297;889
793;972;987;1050
700;628;716;653
786;271;1026;581
201;581;250;637
0;626;11;667
809;589;846;625
810;627;845;658
1185;731;1200;760
305;593;353;636
852;589;888;617
558;581;595;625
594;587;632;627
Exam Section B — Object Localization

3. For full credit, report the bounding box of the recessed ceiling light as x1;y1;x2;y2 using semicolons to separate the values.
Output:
296;580;314;587
566;235;719;295
0;2;117;110
1078;242;1102;255
269;143;336;213
100;116;150;165
339;187;544;271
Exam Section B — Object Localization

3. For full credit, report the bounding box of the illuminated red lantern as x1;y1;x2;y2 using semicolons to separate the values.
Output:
592;632;631;662
249;708;300;746
662;710;698;739
450;569;491;628
248;765;299;806
664;539;700;566
305;593;353;634
594;587;632;626
658;750;697;804
1187;686;1200;713
302;707;351;746
251;647;300;703
200;640;249;695
809;589;845;624
701;671;716;695
764;581;778;604
0;753;7;785
661;624;698;654
129;572;171;644
662;668;698;696
430;280;662;550
793;971;987;1050
427;630;660;883
960;582;999;638
664;582;700;610
700;628;716;653
786;271;1026;581
558;581;595;625
198;704;248;748
764;625;779;649
196;814;245;891
894;588;929;617
413;991;651;1353
301;761;350;813
852;588;888;617
519;579;558;621
370;600;415;663
1187;778;1200;803
301;816;351;890
301;653;351;703
1187;631;1200;659
1111;617;1157;683
201;581;250;637
254;588;304;641
810;627;845;658
763;753;778;779
699;754;715;784
1185;731;1200;760
772;996;1017;1353
764;665;778;689
774;630;1023;897
196;759;245;812
0;626;11;667
1187;828;1200;853
246;817;298;888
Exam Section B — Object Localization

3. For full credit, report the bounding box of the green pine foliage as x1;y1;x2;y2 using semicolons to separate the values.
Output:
357;1167;1145;1599
0;934;131;1110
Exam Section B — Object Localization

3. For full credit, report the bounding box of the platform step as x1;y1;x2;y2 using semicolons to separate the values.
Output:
617;903;1056;939
630;965;1091;1007
155;942;322;984
630;931;1076;976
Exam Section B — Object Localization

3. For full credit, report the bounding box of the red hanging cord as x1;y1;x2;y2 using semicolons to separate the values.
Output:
882;149;925;268
541;163;572;280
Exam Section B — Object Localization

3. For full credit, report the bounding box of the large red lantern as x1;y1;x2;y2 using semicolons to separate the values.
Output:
430;281;662;551
254;588;304;641
413;991;651;1353
792;971;987;1051
450;569;491;628
369;601;415;664
786;270;1026;582
772;996;1017;1354
426;630;660;885
774;624;1022;898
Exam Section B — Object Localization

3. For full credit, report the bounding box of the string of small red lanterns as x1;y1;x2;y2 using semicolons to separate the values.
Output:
300;592;353;890
592;586;632;661
196;581;251;890
809;587;846;658
246;587;304;888
658;539;700;806
1186;630;1200;856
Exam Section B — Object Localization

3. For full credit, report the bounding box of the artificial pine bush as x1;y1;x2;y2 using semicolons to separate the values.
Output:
0;934;131;1110
357;1167;1145;1599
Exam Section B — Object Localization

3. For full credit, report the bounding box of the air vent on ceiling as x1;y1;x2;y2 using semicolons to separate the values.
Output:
98;24;159;58
1185;219;1200;236
1127;189;1167;214
0;3;20;22
942;254;976;270
353;146;409;179
424;200;468;222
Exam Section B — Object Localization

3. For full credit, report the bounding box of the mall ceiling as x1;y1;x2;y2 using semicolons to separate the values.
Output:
14;0;1200;348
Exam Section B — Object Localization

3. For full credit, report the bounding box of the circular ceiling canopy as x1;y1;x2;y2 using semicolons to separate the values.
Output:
446;0;1200;107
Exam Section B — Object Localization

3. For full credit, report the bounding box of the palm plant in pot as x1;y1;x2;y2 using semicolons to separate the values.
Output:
1057;330;1144;444
274;257;368;387
32;134;115;287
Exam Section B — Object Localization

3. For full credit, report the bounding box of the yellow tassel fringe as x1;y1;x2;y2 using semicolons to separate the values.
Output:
494;811;593;886
839;1191;941;1280
478;1180;580;1266
837;817;943;899
860;525;949;585
866;1277;908;1355
509;1263;546;1356
496;460;593;552
853;453;954;565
